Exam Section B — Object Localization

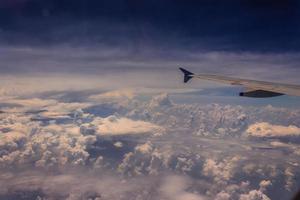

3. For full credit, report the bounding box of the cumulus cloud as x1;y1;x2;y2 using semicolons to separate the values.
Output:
148;93;173;108
259;180;271;192
215;191;231;200
114;141;123;148
202;156;242;185
0;88;300;200
160;176;206;200
246;122;300;138
89;115;163;136
135;141;153;154
0;117;96;169
239;190;270;200
118;141;168;176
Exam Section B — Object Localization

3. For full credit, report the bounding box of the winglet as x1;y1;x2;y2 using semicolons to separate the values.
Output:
179;67;194;83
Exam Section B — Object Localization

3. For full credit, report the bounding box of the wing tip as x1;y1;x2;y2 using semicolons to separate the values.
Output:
179;67;194;83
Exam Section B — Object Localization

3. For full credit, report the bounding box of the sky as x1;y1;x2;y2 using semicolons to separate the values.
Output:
1;0;300;51
0;1;300;200
0;0;300;77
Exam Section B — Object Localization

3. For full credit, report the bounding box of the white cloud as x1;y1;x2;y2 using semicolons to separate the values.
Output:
90;115;163;136
160;175;206;200
117;142;167;176
0;117;96;168
215;191;231;200
114;141;123;148
246;122;300;138
148;93;173;108
259;180;271;192
239;190;270;200
0;89;299;200
202;156;241;185
135;141;153;154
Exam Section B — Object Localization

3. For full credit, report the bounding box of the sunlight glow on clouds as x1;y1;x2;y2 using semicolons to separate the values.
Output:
89;89;136;101
247;122;300;138
90;116;163;136
0;83;299;199
1;1;300;199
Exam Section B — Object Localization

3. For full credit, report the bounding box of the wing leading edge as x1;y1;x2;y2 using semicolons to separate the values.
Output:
179;67;300;98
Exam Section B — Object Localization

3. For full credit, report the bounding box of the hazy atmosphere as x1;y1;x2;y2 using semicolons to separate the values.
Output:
0;1;300;200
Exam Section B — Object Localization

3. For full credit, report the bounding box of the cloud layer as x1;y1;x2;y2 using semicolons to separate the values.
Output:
0;87;299;199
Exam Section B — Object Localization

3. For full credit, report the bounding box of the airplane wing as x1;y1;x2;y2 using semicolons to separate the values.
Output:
179;67;300;98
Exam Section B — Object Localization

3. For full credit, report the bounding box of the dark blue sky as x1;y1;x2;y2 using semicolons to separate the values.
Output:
1;0;300;52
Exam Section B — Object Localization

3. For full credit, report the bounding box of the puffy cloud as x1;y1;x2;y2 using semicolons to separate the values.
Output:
160;176;206;200
259;180;271;192
0;88;300;199
0;131;27;154
114;141;123;148
215;191;231;200
148;93;173;108
0;117;96;169
117;141;201;177
135;141;153;154
90;115;163;136
118;142;168;176
239;190;270;200
246;122;300;138
202;156;242;185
